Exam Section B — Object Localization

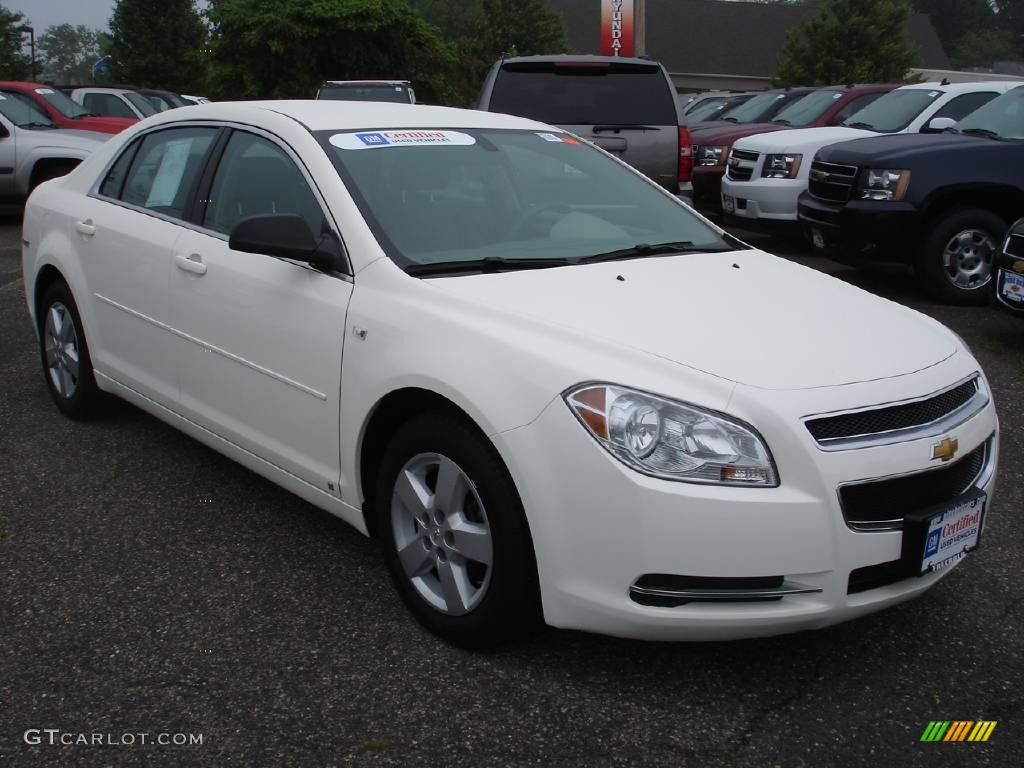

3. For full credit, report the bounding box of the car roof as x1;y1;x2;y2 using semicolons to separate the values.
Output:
322;80;411;87
897;80;1024;93
499;54;661;67
143;100;553;132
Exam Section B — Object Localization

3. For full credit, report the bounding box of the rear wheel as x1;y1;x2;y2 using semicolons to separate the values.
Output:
916;208;1005;304
38;280;107;419
375;412;539;648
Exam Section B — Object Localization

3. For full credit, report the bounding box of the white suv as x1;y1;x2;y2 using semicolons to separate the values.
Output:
721;81;1023;228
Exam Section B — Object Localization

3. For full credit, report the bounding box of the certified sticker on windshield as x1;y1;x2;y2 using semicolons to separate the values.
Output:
35;88;55;95
330;130;476;150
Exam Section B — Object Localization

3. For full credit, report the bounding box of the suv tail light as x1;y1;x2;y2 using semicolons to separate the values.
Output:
678;126;693;183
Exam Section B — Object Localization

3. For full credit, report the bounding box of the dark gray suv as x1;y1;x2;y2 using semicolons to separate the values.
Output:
477;55;685;192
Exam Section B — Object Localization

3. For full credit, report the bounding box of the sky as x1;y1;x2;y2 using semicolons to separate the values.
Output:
1;0;117;32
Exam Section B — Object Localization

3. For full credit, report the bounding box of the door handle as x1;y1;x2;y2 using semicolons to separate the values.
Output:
75;219;96;236
175;253;207;275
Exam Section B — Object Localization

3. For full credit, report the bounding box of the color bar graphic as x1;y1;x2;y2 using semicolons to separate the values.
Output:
920;720;996;742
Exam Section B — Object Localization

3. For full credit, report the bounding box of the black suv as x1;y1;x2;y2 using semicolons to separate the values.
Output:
798;85;1024;304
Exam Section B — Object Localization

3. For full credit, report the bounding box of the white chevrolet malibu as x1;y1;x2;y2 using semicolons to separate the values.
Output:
22;101;998;647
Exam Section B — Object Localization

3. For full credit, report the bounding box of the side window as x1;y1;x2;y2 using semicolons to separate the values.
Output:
203;132;326;237
120;127;217;219
932;92;998;122
833;93;883;124
98;139;140;198
83;92;134;119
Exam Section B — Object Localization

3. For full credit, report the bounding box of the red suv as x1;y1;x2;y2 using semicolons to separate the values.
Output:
691;84;897;213
0;81;137;134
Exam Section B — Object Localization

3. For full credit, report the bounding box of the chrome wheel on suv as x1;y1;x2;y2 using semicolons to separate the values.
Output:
942;228;997;291
918;208;1007;305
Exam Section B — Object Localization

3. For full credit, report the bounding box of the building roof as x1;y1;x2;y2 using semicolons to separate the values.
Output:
547;0;949;78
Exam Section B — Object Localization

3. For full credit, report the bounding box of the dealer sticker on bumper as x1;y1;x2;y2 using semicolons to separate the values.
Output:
920;493;985;574
1001;271;1024;303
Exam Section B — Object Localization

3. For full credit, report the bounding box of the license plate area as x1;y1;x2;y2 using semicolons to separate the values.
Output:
722;194;735;213
901;488;986;576
1000;270;1024;303
811;228;825;249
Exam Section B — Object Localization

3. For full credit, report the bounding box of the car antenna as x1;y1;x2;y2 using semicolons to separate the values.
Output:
940;78;950;86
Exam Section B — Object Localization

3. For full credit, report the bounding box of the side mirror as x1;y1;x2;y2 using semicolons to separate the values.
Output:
229;214;341;272
922;116;956;133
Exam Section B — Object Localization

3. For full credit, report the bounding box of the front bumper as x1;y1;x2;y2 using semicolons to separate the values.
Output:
721;176;803;223
797;193;922;264
495;354;998;641
692;166;726;213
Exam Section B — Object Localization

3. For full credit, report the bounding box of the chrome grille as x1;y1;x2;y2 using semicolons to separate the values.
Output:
808;160;859;202
807;377;980;445
726;149;759;182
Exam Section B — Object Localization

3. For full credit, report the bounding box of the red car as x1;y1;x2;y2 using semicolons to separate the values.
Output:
691;83;897;213
0;81;137;134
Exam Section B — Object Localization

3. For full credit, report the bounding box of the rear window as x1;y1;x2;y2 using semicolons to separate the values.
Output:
489;61;676;126
319;85;413;104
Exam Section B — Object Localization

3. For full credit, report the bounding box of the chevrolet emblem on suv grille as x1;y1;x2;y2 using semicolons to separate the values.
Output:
931;437;959;462
810;169;829;182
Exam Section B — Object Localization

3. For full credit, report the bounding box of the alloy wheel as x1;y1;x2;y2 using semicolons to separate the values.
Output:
44;302;81;399
942;229;997;290
390;452;494;616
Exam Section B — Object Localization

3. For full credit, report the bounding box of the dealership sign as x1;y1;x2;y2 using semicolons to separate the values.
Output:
601;0;634;57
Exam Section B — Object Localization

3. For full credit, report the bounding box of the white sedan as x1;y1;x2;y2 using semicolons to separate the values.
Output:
22;101;999;647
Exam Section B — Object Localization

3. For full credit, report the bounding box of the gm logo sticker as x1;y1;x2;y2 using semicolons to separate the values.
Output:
924;528;942;558
357;133;390;146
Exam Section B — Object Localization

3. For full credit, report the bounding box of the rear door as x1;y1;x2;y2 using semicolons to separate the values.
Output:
487;60;680;190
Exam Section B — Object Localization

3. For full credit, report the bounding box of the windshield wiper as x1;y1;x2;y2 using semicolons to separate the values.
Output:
959;127;1001;140
721;116;740;123
576;241;736;265
593;124;662;133
405;256;574;276
20;121;57;129
844;121;876;130
772;118;792;125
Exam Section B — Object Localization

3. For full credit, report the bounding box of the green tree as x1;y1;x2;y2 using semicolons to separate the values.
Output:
952;29;1018;68
910;1;999;65
109;0;207;92
993;0;1024;57
37;24;105;84
205;0;457;103
481;0;565;57
776;0;919;86
0;6;32;80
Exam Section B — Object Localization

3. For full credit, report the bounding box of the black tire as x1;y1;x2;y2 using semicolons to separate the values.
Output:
37;280;107;419
375;411;540;649
916;208;1006;305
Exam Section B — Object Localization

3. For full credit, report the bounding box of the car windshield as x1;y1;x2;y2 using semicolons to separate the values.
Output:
953;85;1024;140
122;91;158;117
719;91;790;123
145;94;175;112
489;61;676;125
686;99;732;122
0;91;56;128
34;87;91;118
840;88;943;132
319;128;734;273
319;84;413;103
771;90;843;126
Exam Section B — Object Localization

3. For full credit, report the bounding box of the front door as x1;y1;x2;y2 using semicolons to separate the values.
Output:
168;129;353;493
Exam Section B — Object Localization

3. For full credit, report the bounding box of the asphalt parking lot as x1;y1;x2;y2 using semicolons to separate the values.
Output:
1;213;1022;768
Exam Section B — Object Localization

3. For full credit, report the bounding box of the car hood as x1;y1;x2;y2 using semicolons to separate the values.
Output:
427;249;957;390
734;126;876;154
817;132;1000;166
690;122;788;147
16;127;111;151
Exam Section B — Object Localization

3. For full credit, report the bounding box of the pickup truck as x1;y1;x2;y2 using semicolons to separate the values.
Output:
798;85;1024;304
692;84;895;214
721;81;1019;231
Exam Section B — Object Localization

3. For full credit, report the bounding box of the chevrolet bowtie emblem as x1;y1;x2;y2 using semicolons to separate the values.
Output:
1013;261;1024;274
931;437;959;463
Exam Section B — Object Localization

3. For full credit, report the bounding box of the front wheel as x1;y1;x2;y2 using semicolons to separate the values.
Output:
375;412;539;648
916;208;1006;305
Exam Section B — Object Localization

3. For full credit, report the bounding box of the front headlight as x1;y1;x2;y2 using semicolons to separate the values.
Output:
564;384;778;486
696;145;727;167
761;153;803;179
856;169;910;201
